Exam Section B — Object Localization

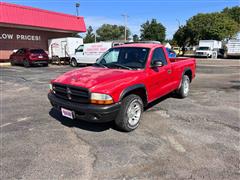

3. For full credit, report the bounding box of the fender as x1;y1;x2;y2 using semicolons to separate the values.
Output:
178;67;192;89
119;84;148;102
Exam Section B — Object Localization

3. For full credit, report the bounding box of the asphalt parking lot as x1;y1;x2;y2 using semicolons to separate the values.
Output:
1;59;240;179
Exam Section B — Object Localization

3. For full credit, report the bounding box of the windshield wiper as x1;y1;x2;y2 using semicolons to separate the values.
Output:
111;63;133;70
93;63;108;68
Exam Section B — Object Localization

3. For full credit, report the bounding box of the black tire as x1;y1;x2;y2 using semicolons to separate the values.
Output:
10;59;15;66
23;59;30;68
43;63;49;67
115;94;143;132
176;75;190;98
70;58;78;67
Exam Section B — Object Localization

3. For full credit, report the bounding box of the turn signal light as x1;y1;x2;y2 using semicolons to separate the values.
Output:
91;99;114;105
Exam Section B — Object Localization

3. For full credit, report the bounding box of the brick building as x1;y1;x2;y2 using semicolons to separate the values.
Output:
0;2;86;61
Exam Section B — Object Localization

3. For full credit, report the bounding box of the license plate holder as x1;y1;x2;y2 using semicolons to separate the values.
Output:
61;108;74;119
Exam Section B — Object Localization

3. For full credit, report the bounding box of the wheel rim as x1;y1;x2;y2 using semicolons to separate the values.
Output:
72;60;76;66
127;100;141;126
183;79;189;95
24;60;29;66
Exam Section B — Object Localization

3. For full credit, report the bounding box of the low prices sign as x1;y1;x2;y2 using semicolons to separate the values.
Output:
0;33;41;41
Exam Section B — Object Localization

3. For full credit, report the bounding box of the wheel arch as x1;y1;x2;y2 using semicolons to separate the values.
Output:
119;84;148;107
182;68;192;82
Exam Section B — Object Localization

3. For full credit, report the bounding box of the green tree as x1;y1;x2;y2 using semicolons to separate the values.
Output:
84;26;95;43
173;25;193;54
96;24;130;41
140;19;166;42
132;34;139;42
222;6;240;24
173;11;239;50
187;12;239;41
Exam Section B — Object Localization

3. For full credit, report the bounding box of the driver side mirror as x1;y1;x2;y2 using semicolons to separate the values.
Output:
151;60;163;67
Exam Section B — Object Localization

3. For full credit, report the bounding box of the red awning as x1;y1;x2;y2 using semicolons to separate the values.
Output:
0;2;86;33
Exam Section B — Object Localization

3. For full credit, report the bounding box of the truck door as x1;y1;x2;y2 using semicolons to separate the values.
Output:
61;41;67;57
148;47;172;100
75;45;84;61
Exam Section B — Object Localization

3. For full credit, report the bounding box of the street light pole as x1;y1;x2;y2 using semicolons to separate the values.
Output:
122;14;129;42
76;3;80;17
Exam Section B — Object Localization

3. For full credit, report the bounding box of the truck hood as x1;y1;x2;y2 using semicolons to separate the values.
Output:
52;66;143;91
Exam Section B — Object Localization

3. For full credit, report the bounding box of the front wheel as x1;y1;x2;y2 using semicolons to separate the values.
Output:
176;75;190;98
23;59;30;67
70;58;78;67
115;94;143;132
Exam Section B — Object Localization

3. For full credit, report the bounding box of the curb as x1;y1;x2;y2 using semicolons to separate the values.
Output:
0;62;11;67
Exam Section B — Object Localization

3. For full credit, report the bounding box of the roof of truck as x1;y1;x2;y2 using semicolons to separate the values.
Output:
116;42;163;49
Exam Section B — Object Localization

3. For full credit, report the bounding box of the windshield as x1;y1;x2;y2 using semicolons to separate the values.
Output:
198;47;210;50
96;47;150;69
30;49;45;54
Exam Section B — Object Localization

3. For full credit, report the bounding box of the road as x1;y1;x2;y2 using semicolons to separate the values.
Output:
1;59;240;179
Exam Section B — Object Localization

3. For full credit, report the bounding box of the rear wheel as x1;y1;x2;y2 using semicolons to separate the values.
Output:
115;94;143;132
176;75;190;98
70;58;78;67
23;59;30;67
10;59;15;66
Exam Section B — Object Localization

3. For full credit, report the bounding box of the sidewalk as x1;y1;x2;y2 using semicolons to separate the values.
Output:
0;62;11;67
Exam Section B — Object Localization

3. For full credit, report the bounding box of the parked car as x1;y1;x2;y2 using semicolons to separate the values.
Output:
172;47;182;55
10;48;49;67
48;42;196;131
166;48;177;58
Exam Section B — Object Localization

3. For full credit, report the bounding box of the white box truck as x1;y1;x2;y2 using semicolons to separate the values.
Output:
70;41;123;66
226;39;240;58
195;40;222;58
48;37;83;64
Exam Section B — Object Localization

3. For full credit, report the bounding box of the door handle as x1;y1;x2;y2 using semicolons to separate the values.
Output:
167;69;172;74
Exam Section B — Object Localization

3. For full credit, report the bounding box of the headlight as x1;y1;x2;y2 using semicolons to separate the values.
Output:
49;84;53;91
91;93;114;105
49;84;52;91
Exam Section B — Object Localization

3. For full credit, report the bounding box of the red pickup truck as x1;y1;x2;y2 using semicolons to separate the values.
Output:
48;43;196;131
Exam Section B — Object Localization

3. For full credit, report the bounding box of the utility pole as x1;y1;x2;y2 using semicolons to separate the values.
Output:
94;32;97;43
122;14;129;42
75;3;80;17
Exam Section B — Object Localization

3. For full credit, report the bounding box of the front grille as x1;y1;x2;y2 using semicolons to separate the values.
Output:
52;83;89;103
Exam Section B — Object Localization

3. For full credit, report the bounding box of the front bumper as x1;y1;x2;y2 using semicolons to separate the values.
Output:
48;93;120;122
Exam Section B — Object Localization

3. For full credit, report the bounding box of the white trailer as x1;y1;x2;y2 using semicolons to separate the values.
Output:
226;39;240;58
195;40;222;58
70;41;123;66
48;37;83;64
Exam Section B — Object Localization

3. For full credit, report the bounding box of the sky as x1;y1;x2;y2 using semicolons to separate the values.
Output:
2;0;239;39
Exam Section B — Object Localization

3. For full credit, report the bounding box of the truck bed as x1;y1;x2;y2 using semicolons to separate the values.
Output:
169;57;195;63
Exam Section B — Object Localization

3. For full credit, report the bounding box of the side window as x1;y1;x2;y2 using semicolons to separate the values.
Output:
151;48;167;65
16;49;23;55
76;45;84;52
102;49;119;63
